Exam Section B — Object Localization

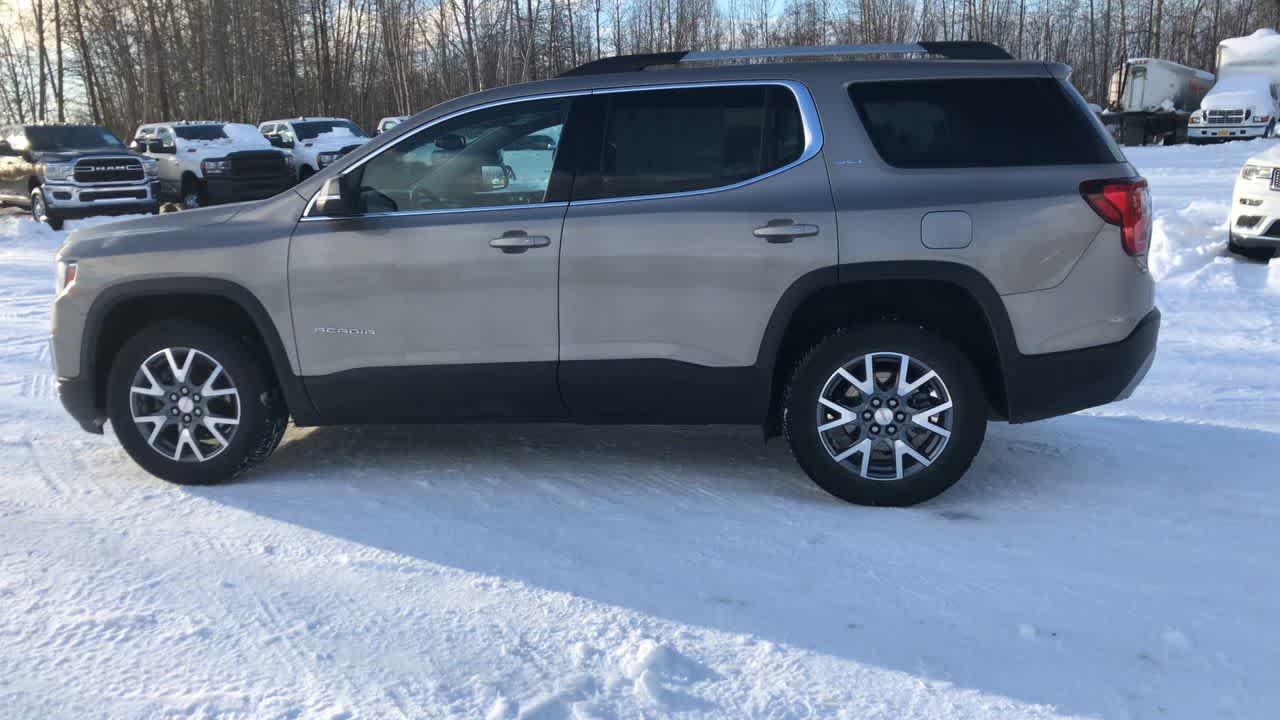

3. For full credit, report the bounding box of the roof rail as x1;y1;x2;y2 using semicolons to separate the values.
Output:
560;41;1012;77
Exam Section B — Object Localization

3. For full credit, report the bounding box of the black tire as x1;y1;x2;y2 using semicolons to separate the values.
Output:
298;165;315;181
106;321;288;485
180;176;206;209
31;189;63;230
783;325;987;507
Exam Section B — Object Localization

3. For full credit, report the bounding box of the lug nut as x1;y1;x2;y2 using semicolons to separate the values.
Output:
180;387;190;395
870;424;881;434
862;411;874;421
183;414;191;423
870;398;882;408
170;407;179;416
169;393;179;401
887;424;897;434
895;412;906;422
888;398;899;409
193;395;201;402
194;409;202;417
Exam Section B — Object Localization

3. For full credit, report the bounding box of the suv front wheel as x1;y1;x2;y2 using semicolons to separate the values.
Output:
106;322;288;484
784;325;987;506
31;189;63;230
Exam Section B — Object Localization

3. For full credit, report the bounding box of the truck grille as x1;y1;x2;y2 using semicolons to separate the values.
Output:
1206;109;1246;125
228;150;289;177
74;158;144;183
1270;168;1280;192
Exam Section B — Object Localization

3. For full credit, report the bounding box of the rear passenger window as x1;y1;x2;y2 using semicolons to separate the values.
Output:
578;85;805;199
848;78;1121;168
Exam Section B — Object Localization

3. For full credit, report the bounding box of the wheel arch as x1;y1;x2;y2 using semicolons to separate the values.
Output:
758;262;1018;436
82;278;318;426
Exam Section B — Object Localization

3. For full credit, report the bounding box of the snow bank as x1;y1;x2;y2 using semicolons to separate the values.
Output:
1218;28;1280;68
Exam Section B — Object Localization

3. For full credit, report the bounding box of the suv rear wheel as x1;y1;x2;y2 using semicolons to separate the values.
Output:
106;322;288;484
783;325;987;506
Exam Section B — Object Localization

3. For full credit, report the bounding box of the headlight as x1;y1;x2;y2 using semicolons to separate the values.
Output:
316;151;340;168
1241;164;1273;181
140;156;159;177
40;162;75;182
201;158;230;175
281;153;294;169
1189;111;1204;125
1256;115;1272;124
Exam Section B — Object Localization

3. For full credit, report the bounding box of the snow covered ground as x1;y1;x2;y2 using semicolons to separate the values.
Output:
1;141;1278;719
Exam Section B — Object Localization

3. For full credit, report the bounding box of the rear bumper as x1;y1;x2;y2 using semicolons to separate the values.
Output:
204;174;295;204
1004;308;1160;423
57;376;105;434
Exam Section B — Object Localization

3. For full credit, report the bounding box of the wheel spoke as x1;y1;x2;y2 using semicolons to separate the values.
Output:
203;418;229;449
131;365;165;397
204;415;239;426
173;427;204;461
134;415;167;445
900;368;938;396
818;396;859;432
832;438;873;477
894;439;933;480
164;348;195;383
201;363;237;397
911;400;953;439
835;365;873;395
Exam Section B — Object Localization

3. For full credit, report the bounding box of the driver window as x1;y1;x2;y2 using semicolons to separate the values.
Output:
354;97;569;214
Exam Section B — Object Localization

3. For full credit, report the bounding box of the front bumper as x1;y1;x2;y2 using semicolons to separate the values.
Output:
1229;178;1280;245
1189;123;1270;140
1004;309;1160;423
42;181;159;218
204;173;296;204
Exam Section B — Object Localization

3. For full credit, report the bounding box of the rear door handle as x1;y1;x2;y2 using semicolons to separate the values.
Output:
489;231;551;254
753;221;819;243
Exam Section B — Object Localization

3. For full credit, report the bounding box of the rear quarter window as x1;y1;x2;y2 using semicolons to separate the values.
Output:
848;77;1122;169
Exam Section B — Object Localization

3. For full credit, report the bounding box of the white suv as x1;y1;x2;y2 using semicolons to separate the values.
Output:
257;117;370;180
133;122;295;208
1230;147;1280;259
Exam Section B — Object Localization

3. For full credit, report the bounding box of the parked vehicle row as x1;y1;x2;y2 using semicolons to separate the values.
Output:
0;116;381;228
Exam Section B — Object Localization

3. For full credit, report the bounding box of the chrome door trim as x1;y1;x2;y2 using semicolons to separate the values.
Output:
301;79;823;222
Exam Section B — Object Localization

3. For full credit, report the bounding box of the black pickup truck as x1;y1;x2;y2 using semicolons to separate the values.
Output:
0;124;159;230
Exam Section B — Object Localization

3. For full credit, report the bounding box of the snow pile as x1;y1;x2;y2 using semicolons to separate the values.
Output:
1217;28;1280;68
221;123;272;149
313;127;357;141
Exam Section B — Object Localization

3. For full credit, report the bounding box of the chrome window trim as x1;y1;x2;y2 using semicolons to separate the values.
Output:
300;79;821;222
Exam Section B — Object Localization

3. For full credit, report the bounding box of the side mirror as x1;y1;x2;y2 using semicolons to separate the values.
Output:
310;176;355;217
435;133;466;151
0;140;12;156
149;139;174;154
276;136;296;149
481;164;513;190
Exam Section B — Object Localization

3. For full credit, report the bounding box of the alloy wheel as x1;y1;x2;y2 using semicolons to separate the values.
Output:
816;351;954;481
129;347;241;462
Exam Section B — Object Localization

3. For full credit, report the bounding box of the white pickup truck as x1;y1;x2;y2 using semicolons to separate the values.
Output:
133;122;296;208
257;117;371;180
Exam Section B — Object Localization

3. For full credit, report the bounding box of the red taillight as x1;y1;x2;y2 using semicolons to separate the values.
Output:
1080;177;1151;256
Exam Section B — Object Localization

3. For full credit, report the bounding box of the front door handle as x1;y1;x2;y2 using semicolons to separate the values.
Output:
753;221;819;243
489;231;551;254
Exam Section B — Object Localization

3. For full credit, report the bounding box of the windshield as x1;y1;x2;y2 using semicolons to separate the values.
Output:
292;120;367;141
26;125;124;151
173;125;228;141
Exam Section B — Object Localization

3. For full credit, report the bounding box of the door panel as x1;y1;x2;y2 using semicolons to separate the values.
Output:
290;206;566;421
558;80;837;423
288;96;574;423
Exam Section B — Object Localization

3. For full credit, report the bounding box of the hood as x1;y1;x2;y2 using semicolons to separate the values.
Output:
60;203;246;259
1249;144;1280;165
175;142;284;162
299;134;368;152
1201;73;1277;111
31;148;144;163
